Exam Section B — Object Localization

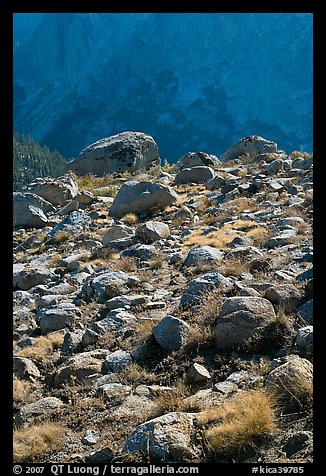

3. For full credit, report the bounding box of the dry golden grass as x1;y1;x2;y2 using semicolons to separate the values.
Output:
53;231;70;244
92;186;117;197
148;251;165;269
198;390;276;456
223;219;258;231
16;333;64;363
121;213;139;224
13;422;66;462
47;255;62;267
302;190;313;207
290;151;311;159
222;197;260;213
72;172;117;191
181;227;238;252
118;363;156;386
111;256;138;272
13;379;36;405
150;380;200;417
219;257;252;277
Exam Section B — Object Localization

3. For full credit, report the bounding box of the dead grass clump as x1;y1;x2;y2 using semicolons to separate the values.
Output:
198;390;276;457
121;213;139;225
185;290;222;348
53;231;70;244
181;228;237;252
148;251;165;269
219;257;252;277
13;421;66;462
111;256;138;272
118;363;156;386
302;190;313;208
224;219;258;231
16;333;64;363
13;379;36;405
92;186;117;197
222;197;260;214
150;380;200;417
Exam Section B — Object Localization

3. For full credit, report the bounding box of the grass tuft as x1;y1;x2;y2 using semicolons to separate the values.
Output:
198;390;276;457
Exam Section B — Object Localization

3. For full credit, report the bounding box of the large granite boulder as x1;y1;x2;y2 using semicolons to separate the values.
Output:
214;297;276;351
223;136;278;161
110;181;179;217
13;192;55;229
176;151;220;170
174;166;215;185
25;175;78;206
67;131;160;176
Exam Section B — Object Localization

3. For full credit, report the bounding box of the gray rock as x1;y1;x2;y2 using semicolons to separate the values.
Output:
266;229;297;249
295;326;313;355
213;381;238;395
175;166;215;185
61;330;84;356
15;268;56;291
265;159;284;175
110;181;179;217
123;412;197;462
67;131;160;176
120;244;158;261
13;356;40;381
102;224;134;247
53;349;110;387
275;216;305;227
57;199;79;216
265;356;313;403
136;221;170;243
184;246;223;267
76;190;95;205
205;174;229;190
187;363;211;383
223;136;278;161
228;236;253;248
84;271;140;303
59;255;82;271
102;350;132;373
296;267;313;282
85;447;114;463
25;175;78;205
13;192;55;229
37;304;82;335
176;151;219;170
105;294;148;311
96;383;132;403
214;297;276;351
264;284;302;311
153;315;191;353
48;211;92;237
14;397;64;428
282;431;312;457
292;157;305;169
297;299;313;324
82;430;100;446
181;272;231;307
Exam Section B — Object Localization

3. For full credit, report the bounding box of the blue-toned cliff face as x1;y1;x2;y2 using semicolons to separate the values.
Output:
13;13;312;161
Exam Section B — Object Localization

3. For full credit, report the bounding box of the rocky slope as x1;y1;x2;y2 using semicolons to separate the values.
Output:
14;13;312;159
13;135;313;464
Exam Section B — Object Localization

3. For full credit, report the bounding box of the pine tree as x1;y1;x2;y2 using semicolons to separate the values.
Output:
13;132;68;191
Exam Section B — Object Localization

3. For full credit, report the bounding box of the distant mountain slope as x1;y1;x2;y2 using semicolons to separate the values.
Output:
13;132;67;191
14;13;313;161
